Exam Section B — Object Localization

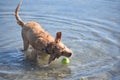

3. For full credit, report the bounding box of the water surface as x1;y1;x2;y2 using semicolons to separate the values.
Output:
0;0;120;80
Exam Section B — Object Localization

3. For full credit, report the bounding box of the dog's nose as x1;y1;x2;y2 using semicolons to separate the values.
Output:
68;53;72;57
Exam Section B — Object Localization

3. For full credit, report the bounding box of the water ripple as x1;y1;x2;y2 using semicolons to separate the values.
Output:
0;0;120;79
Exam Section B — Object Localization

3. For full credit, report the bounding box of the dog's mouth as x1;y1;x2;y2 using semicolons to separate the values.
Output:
62;52;72;58
48;52;72;64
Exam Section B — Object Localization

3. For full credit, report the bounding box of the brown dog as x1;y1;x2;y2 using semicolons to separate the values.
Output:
15;0;73;64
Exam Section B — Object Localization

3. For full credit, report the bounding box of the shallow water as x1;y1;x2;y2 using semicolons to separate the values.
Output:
0;0;120;80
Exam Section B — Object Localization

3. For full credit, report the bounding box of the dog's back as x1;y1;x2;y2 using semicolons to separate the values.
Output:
15;0;72;64
23;22;54;50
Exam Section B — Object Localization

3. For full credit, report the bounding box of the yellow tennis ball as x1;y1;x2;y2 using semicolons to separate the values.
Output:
61;57;70;64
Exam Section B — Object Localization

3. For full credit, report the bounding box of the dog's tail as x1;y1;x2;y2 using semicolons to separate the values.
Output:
15;0;25;27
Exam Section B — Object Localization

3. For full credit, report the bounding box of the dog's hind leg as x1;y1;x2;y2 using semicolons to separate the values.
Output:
22;31;29;51
23;39;29;51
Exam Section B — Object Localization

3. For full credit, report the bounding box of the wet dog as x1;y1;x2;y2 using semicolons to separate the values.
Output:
15;0;73;64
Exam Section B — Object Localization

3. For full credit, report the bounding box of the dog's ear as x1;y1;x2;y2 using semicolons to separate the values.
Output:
55;32;62;43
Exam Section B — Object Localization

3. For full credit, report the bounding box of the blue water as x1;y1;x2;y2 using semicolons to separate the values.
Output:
0;0;120;80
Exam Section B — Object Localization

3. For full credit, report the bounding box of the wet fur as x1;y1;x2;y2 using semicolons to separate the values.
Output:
15;0;72;64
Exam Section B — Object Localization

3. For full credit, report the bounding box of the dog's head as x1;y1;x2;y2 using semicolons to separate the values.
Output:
47;32;73;64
